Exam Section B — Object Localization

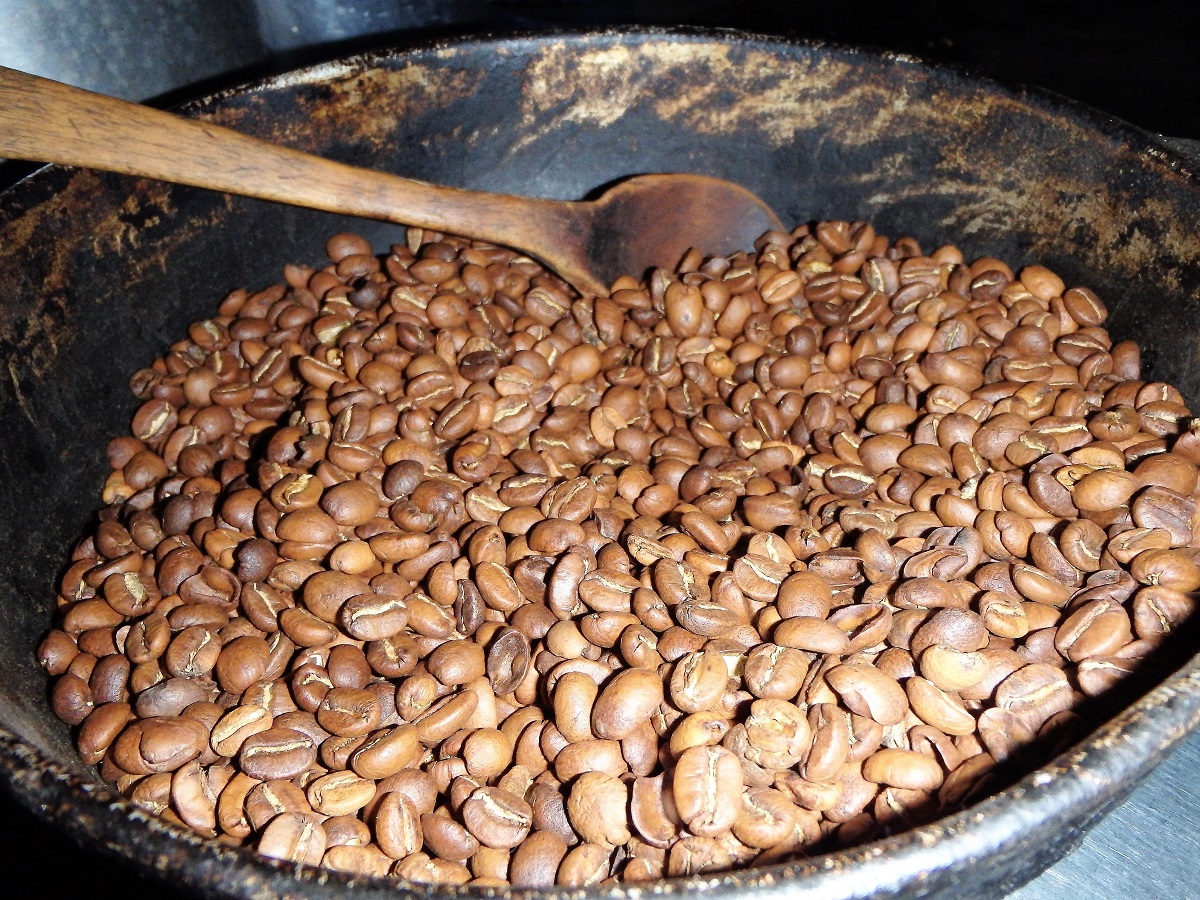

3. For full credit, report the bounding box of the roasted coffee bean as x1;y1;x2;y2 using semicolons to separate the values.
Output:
554;738;626;781
553;671;598;743
258;812;327;865
111;716;210;775
78;702;134;765
743;643;808;699
237;727;317;780
316;687;382;737
510;830;569;886
669;650;728;714
742;699;811;769
307;770;376;816
461;786;534;849
862;748;944;791
210;704;273;757
322;843;394;878
374;790;423;859
558;842;612;886
528;781;576;847
567;771;631;848
668;711;731;756
43;221;1197;884
591;668;664;740
339;591;408;642
673;745;744;836
427;640;486;686
825;664;907;726
486;626;531;695
774;616;851;655
733;786;800;849
349;723;421;779
995;663;1073;730
52;674;94;725
413;691;478;743
421;810;480;861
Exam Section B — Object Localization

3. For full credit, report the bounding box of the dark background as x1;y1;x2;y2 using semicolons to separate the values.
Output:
1;1;1198;896
2;0;1198;140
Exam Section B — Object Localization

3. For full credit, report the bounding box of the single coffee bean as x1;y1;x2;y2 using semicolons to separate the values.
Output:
349;723;421;779
237;727;317;780
672;745;744;836
307;770;377;817
567;771;631;848
374;790;423;859
862;748;945;791
461;785;534;849
316;687;382;737
211;704;273;757
669;650;728;714
825;664;908;726
591;668;665;740
258;812;327;865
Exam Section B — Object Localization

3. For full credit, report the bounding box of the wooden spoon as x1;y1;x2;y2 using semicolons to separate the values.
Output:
0;66;782;297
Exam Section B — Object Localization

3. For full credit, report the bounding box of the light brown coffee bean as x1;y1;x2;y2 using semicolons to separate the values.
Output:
557;842;612;886
462;727;514;779
238;727;317;780
554;738;627;781
567;771;631;848
669;650;728;713
862;748;944;791
374;790;423;859
995;663;1073;730
509;829;569;887
592;668;665;740
552;671;598;744
773;616;852;654
743;643;809;700
339;591;409;642
349;723;421;779
427;640;487;686
905;676;976;736
413;691;479;743
307;770;376;816
112;716;211;775
461;786;534;849
732;786;798;849
211;704;273;757
317;687;382;737
258;812;327;865
825;664;907;726
422;810;481;861
742;699;811;769
672;745;744;835
1054;599;1132;661
919;645;988;692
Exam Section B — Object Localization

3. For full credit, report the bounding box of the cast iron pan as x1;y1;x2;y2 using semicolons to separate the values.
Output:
1;27;1199;899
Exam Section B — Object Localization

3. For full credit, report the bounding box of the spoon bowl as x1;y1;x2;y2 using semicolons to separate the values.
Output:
0;65;781;296
582;173;782;292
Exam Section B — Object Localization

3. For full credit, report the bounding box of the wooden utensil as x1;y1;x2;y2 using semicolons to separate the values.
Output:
0;66;782;296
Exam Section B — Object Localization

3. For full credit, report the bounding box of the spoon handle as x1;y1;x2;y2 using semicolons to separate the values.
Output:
0;66;577;248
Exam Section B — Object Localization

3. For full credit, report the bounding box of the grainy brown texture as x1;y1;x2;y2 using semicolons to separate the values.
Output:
35;211;1200;884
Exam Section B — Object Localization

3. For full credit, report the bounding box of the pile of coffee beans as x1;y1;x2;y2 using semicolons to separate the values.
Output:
38;220;1200;885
